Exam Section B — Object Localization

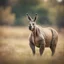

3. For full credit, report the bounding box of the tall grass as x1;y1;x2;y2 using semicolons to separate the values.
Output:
0;26;64;64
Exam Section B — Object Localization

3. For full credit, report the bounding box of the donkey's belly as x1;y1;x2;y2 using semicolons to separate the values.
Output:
35;38;51;47
35;42;40;47
33;37;41;47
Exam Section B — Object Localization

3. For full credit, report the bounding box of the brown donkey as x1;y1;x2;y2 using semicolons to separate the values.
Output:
26;13;58;56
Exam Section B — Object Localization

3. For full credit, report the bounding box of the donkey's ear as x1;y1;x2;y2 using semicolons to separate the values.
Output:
34;13;38;22
26;13;32;21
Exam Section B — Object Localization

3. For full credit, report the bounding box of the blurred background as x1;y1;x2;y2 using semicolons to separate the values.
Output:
0;0;64;64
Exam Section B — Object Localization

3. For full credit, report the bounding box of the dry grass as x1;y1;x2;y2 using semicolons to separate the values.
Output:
0;26;64;64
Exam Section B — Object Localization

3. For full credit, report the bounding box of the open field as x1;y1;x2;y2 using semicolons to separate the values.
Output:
0;26;64;64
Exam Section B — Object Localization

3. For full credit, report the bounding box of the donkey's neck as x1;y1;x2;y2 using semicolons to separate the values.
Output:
31;26;40;44
32;27;40;37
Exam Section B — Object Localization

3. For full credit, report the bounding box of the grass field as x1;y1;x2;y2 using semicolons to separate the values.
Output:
0;26;64;64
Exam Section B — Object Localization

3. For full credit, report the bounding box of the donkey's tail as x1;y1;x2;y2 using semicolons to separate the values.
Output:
50;29;54;45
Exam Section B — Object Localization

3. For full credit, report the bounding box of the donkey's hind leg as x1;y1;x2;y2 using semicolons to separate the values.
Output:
50;29;58;56
29;42;35;55
50;39;57;56
50;44;56;56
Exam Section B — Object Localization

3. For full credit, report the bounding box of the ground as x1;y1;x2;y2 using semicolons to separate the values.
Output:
0;26;64;64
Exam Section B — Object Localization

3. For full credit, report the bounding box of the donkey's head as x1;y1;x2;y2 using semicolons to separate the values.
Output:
26;13;38;31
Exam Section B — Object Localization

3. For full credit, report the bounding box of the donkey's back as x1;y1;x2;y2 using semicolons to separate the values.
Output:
39;26;58;47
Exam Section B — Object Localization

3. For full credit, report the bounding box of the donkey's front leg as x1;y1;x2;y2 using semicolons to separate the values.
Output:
39;40;45;56
29;42;35;55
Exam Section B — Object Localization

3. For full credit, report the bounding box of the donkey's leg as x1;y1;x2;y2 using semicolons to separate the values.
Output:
50;39;57;56
50;44;56;56
39;40;45;56
29;42;35;55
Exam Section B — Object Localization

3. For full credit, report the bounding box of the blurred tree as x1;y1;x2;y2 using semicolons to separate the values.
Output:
56;4;64;28
0;0;7;6
0;0;64;28
0;7;15;25
43;0;64;28
12;0;51;26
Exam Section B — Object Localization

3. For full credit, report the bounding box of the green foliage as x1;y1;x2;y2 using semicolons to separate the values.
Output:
12;0;51;26
1;0;64;28
56;5;64;28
